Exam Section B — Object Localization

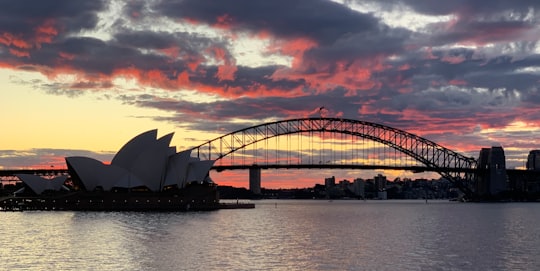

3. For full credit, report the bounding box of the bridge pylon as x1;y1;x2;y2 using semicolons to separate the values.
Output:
249;166;261;195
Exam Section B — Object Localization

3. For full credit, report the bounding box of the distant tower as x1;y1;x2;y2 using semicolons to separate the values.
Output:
249;167;261;195
339;179;350;190
353;178;365;198
476;148;491;196
325;176;336;188
374;174;387;191
489;147;507;195
526;150;540;170
477;146;507;197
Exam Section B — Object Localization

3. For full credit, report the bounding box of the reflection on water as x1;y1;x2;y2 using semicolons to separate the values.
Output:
1;200;540;270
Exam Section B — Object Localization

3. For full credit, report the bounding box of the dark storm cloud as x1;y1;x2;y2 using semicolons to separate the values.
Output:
114;29;219;53
378;45;540;100
383;0;540;16
118;88;363;132
303;24;410;64
154;0;379;45
31;37;177;74
390;0;540;55
1;32;205;80
0;0;400;96
1;0;537;97
190;65;306;92
154;0;411;68
0;0;105;35
0;4;307;95
122;0;147;19
424;19;537;47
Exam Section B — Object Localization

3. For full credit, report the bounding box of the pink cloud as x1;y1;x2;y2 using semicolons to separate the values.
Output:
442;55;465;64
34;19;58;45
449;79;467;86
8;48;30;58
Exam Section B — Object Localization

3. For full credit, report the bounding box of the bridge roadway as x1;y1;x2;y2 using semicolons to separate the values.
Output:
0;165;499;177
212;164;477;173
1;167;537;179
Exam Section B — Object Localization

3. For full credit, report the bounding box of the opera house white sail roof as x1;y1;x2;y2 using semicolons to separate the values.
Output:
15;174;68;195
18;129;215;195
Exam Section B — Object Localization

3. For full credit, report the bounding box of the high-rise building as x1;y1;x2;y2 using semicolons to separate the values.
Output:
374;174;387;191
476;148;491;196
488;147;507;195
476;146;507;196
249;167;261;195
325;176;336;188
526;150;540;170
353;178;365;198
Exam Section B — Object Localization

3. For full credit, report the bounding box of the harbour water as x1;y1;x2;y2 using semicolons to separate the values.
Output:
1;200;539;270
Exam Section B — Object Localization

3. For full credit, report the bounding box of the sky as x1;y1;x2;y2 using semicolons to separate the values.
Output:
1;0;540;188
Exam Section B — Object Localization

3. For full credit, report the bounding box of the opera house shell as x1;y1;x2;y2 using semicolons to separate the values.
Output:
14;174;68;195
10;129;220;211
65;129;215;193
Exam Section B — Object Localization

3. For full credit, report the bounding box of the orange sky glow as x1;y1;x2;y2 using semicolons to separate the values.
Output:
2;0;540;188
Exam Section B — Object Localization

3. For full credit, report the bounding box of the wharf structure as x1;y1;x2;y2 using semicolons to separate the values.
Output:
0;129;253;211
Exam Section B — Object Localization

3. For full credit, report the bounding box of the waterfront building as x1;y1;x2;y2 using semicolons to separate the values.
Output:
477;148;491;196
13;175;68;195
325;176;336;188
338;179;350;191
63;130;215;193
477;146;507;197
526;150;540;171
377;190;388;200
374;174;387;191
353;178;365;198
5;129;221;211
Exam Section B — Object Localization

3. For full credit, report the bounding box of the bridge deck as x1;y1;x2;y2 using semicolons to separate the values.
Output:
0;164;479;178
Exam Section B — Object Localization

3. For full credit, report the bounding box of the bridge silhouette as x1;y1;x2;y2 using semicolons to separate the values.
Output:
190;118;478;197
1;117;499;198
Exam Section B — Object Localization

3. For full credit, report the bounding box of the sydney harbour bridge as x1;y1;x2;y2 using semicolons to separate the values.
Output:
189;117;478;197
2;117;534;199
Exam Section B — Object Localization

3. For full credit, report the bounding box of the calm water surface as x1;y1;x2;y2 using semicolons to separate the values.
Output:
1;200;539;270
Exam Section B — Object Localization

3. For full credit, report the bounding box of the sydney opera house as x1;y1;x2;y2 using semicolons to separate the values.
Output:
2;129;222;211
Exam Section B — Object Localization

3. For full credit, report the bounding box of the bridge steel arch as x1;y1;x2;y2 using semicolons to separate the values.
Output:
191;118;478;197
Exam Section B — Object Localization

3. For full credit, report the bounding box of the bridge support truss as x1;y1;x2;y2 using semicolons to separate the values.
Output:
191;118;479;198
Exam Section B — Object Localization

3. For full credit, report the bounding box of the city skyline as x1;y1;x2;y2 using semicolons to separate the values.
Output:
2;0;540;188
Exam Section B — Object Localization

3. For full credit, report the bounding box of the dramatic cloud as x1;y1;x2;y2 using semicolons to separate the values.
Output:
2;0;540;174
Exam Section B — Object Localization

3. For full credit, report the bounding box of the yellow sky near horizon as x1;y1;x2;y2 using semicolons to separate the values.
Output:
0;68;220;153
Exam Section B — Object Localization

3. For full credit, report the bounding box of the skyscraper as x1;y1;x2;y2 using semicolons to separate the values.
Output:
374;174;387;191
476;146;507;197
526;150;540;171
